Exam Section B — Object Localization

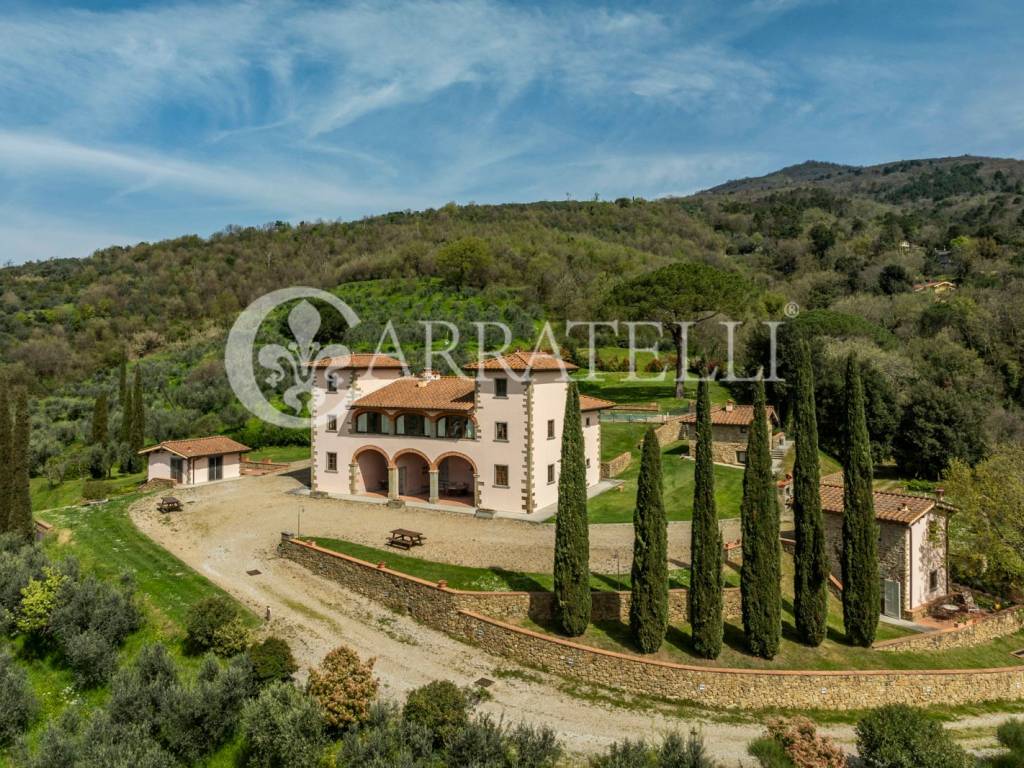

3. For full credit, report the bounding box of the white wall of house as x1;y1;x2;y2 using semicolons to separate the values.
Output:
146;450;242;485
908;510;948;610
582;412;601;487
147;450;173;481
529;371;567;512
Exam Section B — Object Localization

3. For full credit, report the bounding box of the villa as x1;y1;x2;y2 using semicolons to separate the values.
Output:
308;352;614;515
140;436;251;486
678;400;785;466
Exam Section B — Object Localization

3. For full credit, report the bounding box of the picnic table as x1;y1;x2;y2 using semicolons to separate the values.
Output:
158;496;183;514
387;529;425;550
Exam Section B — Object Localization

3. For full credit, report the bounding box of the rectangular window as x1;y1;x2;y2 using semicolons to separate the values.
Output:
547;463;555;484
494;464;509;487
495;377;508;398
929;569;940;592
326;414;337;431
326;374;338;393
495;421;508;441
326;452;338;472
586;458;591;468
547;419;555;439
585;416;591;427
208;455;223;481
170;457;184;484
736;450;748;465
356;412;384;434
396;414;425;436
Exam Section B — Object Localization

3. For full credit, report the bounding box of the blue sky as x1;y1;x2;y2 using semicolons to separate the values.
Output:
1;0;1022;264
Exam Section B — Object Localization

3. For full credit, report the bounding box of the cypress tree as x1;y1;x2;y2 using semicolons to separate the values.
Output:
9;390;34;542
0;389;11;532
118;356;128;412
128;367;146;472
688;378;723;659
553;381;591;636
841;356;880;647
629;427;668;653
120;373;133;445
792;340;829;646
739;380;782;659
90;392;109;446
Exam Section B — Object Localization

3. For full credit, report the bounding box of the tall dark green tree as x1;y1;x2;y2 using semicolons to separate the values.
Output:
0;388;11;532
129;367;146;469
841;355;880;647
9;390;34;541
688;378;723;659
120;373;133;446
629;427;668;653
91;393;109;446
553;382;591;636
118;356;128;411
739;380;782;659
792;340;829;646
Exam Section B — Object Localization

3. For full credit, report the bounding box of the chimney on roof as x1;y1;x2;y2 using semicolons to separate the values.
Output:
725;399;735;412
900;503;910;513
935;487;945;501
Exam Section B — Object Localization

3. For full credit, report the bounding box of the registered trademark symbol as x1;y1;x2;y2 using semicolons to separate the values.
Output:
784;301;800;319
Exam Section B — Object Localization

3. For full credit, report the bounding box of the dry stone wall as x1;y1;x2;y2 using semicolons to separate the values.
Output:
279;537;1024;711
600;451;632;479
874;607;1024;652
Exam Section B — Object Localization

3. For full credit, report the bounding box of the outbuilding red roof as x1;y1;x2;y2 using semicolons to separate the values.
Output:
353;377;476;411
580;394;615;411
679;403;778;427
139;436;251;459
310;353;405;370
463;351;577;372
818;481;938;525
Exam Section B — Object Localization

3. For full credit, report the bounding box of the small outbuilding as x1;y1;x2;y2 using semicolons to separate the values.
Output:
140;436;251;486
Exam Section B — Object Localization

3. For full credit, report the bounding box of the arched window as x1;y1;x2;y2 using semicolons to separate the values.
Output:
396;413;426;436
356;411;386;434
436;416;474;439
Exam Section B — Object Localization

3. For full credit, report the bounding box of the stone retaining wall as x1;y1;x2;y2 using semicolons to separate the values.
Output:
652;417;685;447
874;606;1024;653
280;537;1024;711
600;451;633;479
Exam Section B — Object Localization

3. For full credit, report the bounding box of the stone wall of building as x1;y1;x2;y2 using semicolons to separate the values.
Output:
823;514;909;613
874;606;1024;653
652;417;685;447
600;451;633;479
279;536;1024;712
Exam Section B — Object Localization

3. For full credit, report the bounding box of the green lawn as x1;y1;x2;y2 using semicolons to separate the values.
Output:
600;421;651;462
30;469;146;512
586;442;746;524
576;370;733;413
310;536;740;592
522;554;1024;672
243;444;310;463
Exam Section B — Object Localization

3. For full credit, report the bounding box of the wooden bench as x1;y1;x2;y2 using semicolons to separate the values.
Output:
387;529;425;550
158;496;183;514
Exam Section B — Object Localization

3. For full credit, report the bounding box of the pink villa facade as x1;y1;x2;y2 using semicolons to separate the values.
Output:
309;352;613;515
140;436;250;486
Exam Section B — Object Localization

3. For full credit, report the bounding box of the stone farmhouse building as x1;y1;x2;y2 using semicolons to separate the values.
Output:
140;436;250;486
814;479;953;620
308;352;613;515
678;401;785;466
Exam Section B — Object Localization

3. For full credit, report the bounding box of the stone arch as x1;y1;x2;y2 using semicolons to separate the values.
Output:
432;450;478;473
352;446;390;495
392;448;431;497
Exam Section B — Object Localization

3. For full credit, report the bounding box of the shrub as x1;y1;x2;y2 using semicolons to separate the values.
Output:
504;721;562;768
249;636;298;684
211;615;253;657
856;705;971;768
764;717;845;768
997;719;1024;754
0;650;38;746
51;573;141;649
16;567;66;636
336;701;435;767
106;643;180;734
63;630;119;688
592;732;716;768
240;681;328;768
306;644;378;730
184;595;239;654
402;680;470;747
0;537;46;633
82;479;112;500
748;737;795;768
590;738;651;767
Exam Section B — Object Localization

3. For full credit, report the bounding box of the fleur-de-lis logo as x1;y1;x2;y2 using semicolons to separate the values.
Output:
258;300;348;415
226;287;360;428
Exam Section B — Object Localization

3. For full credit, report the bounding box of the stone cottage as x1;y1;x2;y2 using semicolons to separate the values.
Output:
678;400;785;466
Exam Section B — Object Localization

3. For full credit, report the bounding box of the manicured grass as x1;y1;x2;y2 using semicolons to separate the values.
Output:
243;444;310;463
600;421;651;462
576;370;733;413
309;536;740;592
586;442;746;524
30;469;146;512
522;554;1024;672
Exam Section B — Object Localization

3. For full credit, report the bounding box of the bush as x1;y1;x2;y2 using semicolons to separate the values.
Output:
184;595;239;654
16;567;66;636
306;644;378;730
592;732;716;768
748;737;795;768
249;636;298;684
997;719;1024;754
336;701;435;767
764;717;845;768
856;705;971;768
82;479;112;500
240;682;328;768
25;708;176;768
402;680;470;747
106;643;180;734
0;650;38;746
0;537;46;632
51;573;141;649
63;630;119;688
211;615;253;656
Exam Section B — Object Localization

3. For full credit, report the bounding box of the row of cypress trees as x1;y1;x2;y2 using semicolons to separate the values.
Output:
553;349;879;655
89;359;147;477
0;388;35;541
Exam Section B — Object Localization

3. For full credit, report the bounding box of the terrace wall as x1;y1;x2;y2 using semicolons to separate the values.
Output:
600;451;632;479
279;536;1024;711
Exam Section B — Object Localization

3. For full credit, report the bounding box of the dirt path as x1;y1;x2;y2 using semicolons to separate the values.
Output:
129;473;1011;765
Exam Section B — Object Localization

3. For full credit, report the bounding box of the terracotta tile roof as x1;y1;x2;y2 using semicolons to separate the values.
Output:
679;403;778;427
353;377;476;411
818;481;937;525
463;351;578;372
310;353;405;369
580;394;615;411
139;435;251;458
